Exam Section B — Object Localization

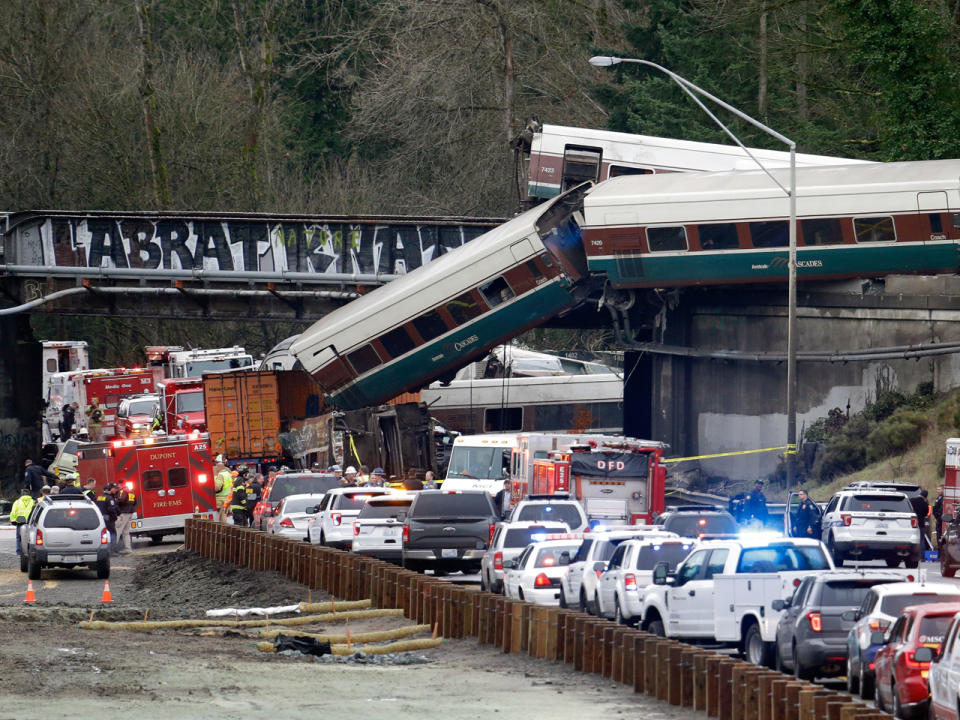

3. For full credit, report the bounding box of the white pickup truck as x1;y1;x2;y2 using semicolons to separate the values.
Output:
639;536;835;666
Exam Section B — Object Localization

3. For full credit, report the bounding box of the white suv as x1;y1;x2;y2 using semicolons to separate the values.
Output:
508;495;588;532
595;533;692;624
19;495;111;579
481;520;572;593
307;487;390;548
821;489;921;568
351;493;415;562
930;612;960;720
559;528;657;614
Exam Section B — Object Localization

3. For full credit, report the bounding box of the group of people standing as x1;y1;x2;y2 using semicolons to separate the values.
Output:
56;398;104;441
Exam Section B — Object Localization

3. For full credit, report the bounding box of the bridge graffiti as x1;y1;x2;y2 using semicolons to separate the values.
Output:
5;215;499;276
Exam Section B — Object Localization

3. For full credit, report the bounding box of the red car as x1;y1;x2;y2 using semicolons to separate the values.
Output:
874;602;960;719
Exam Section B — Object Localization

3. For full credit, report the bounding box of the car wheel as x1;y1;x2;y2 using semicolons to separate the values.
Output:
559;590;568;609
846;655;860;694
874;675;886;712
944;562;958;578
319;532;326;546
647;619;665;637
859;663;875;700
744;624;772;667
518;588;525;601
893;682;904;719
793;644;814;680
905;554;921;570
578;589;588;614
594;593;602;617
150;534;164;546
614;597;626;626
885;556;902;568
27;556;41;580
479;571;488;592
829;535;844;566
96;556;110;579
774;644;786;674
19;553;28;573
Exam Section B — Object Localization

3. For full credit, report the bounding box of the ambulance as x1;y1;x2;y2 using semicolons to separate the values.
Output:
76;433;217;544
43;367;156;442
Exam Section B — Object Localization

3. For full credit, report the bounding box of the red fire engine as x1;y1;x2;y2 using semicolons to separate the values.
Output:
76;433;216;543
157;377;206;434
522;439;667;525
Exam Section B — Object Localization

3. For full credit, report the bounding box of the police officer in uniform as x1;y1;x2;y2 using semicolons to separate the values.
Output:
96;482;120;550
81;477;98;501
791;489;819;538
114;482;138;554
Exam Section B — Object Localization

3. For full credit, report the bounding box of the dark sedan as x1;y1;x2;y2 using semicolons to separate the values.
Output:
773;570;909;680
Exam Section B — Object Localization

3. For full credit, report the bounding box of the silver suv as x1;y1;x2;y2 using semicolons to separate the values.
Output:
821;489;921;568
19;495;110;579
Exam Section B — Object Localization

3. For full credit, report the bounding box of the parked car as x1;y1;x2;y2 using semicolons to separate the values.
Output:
594;533;691;624
939;512;960;578
558;528;655;614
508;495;588;532
821;489;922;568
845;581;960;699
253;471;341;531
307;487;390;549
772;570;909;680
874;602;960;719
655;505;739;538
115;393;159;438
351;493;416;562
401;490;499;575
266;493;327;539
19;494;110;580
929;610;960;720
480;520;573;593
502;538;584;605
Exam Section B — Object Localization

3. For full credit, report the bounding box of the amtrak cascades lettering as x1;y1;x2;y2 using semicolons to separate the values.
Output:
29;218;491;275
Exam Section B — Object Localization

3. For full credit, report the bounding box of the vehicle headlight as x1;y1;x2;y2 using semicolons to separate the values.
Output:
132;423;145;429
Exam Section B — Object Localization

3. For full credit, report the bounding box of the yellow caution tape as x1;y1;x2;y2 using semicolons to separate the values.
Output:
663;444;796;463
348;434;363;469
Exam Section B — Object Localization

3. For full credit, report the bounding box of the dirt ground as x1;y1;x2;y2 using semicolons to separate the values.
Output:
0;530;704;720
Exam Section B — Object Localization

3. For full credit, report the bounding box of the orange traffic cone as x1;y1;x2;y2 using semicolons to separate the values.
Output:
24;580;36;603
100;580;112;603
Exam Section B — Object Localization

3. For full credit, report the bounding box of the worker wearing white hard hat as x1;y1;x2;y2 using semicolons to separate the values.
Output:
343;466;358;486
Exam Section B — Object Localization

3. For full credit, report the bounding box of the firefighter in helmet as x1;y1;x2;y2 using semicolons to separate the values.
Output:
228;471;247;526
213;456;233;524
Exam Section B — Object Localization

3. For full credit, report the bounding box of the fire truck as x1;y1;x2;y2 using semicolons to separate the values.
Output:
157;378;206;434
944;438;960;521
43;368;156;442
520;439;667;525
76;433;216;543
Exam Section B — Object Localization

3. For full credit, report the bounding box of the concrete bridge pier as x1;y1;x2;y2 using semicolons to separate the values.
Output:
0;315;41;495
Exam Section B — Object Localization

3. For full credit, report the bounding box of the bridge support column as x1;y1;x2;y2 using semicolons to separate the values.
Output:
0;316;41;496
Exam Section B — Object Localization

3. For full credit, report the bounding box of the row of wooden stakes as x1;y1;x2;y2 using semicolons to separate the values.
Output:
183;519;891;720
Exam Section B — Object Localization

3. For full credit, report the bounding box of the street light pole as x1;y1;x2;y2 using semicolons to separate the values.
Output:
589;55;798;491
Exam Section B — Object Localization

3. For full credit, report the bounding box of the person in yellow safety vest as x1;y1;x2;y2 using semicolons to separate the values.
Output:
10;490;35;556
213;459;233;524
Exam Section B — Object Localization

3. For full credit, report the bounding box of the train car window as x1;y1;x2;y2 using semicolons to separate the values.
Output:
446;292;485;325
412;310;449;342
930;214;943;233
380;327;416;358
525;260;543;279
561;145;601;190
485;407;522;432
750;221;788;248
697;223;740;250
609;165;654;178
853;217;896;243
801;218;845;246
346;344;382;375
480;277;515;308
534;402;622;431
646;226;688;252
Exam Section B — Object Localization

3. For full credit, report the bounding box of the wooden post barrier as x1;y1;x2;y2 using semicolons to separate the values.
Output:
642;637;660;696
544;608;561;661
666;643;684;705
798;689;830;720
783;682;807;720
693;651;711;711
573;617;590;672
705;654;723;717
678;647;697;707
493;596;506;649
563;613;579;664
716;659;736;720
622;631;647;689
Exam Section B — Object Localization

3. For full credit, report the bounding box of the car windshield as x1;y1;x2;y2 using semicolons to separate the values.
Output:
281;496;326;514
880;594;960;617
736;544;831;572
515;504;583;528
535;543;581;568
334;493;383;511
357;499;413;519
43;507;100;531
918;615;955;646
271;475;340;501
503;526;570;548
665;514;738;537
446;446;511;480
634;542;693;571
843;495;912;513
176;391;204;413
127;399;157;416
821;579;897;606
412;493;493;517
